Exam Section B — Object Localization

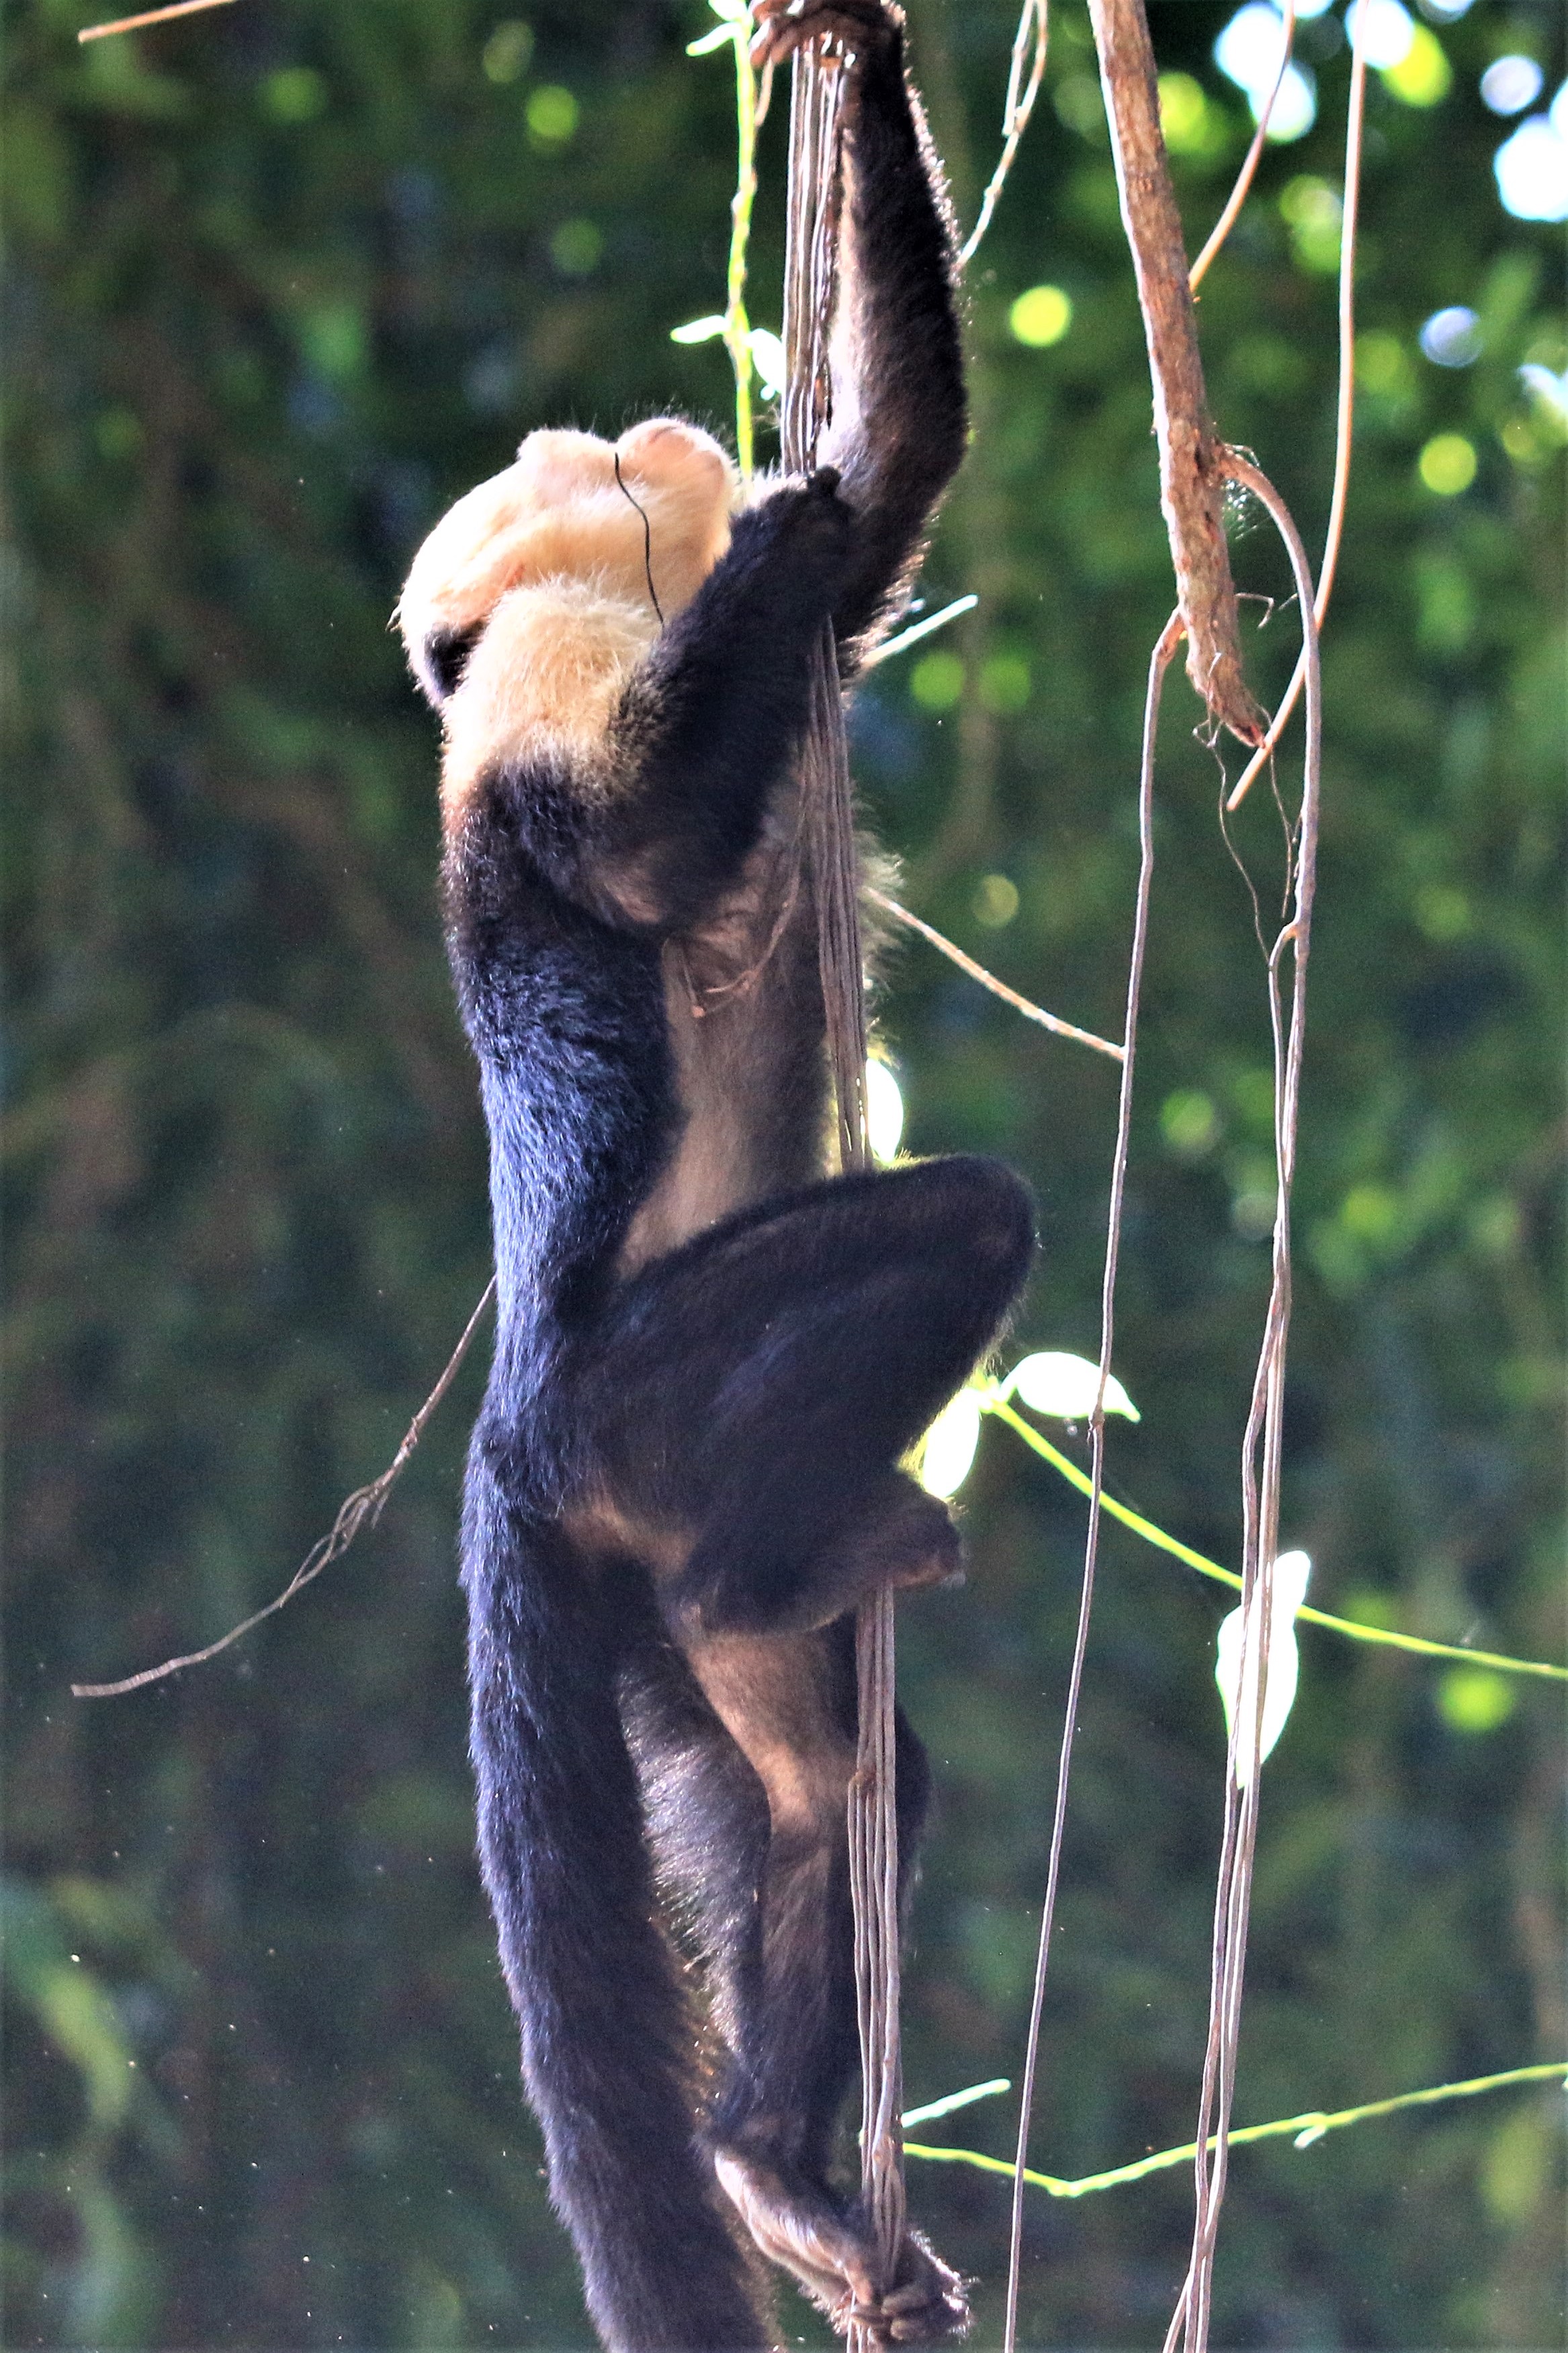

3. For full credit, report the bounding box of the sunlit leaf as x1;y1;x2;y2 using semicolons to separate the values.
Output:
1215;1549;1312;1783
1008;1351;1140;1424
865;1058;904;1164
919;1387;982;1499
748;326;787;400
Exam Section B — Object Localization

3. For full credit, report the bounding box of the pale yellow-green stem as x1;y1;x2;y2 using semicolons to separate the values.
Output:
723;25;759;480
905;2061;1568;2200
983;1393;1567;1684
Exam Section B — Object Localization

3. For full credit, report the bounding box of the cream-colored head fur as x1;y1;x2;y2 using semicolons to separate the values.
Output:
439;578;660;818
398;419;737;830
398;419;737;684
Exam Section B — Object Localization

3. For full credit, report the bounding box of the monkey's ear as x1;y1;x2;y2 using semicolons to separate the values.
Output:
395;456;541;699
409;622;482;709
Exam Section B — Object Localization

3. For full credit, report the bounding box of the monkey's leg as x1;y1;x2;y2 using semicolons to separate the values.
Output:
612;1581;775;2069
613;1613;879;2335
685;1626;967;2344
564;1156;1028;2334
582;1154;1035;1637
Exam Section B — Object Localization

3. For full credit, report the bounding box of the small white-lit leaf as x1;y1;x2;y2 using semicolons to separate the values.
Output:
748;327;787;401
919;1389;982;1500
1010;1351;1140;1424
670;314;728;344
865;1059;904;1165
1293;2121;1327;2149
685;24;737;52
1215;1549;1312;1786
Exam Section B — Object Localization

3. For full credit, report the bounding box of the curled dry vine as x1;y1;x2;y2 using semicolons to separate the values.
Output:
999;5;1355;2345
1164;452;1321;2353
1002;610;1178;2353
1227;0;1368;809
1188;0;1298;292
959;0;1050;265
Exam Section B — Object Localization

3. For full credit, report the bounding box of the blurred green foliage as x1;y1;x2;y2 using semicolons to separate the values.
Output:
2;0;1563;2344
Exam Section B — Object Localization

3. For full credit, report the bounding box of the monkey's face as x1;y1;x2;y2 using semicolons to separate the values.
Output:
397;419;738;711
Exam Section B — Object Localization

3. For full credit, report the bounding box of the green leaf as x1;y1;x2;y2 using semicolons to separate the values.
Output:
0;1879;133;2134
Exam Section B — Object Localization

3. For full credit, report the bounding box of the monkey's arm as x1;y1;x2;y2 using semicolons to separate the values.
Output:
468;472;851;936
759;0;967;663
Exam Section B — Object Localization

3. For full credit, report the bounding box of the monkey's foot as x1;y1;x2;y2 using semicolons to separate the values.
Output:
853;1488;963;1598
837;2227;971;2347
713;2153;969;2346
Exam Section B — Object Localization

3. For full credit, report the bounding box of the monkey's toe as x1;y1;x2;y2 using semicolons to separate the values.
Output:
865;2229;970;2346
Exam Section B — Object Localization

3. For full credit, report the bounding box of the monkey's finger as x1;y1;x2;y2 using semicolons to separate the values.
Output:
748;0;894;67
748;21;848;70
847;2294;957;2336
878;2284;939;2315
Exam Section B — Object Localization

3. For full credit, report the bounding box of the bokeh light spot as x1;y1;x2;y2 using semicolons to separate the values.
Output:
1009;285;1072;348
482;22;535;84
1479;56;1543;116
910;651;965;711
1437;1668;1516;1734
1493;115;1568;221
973;875;1020;929
526;85;579;146
1418;433;1477;494
550;220;602;276
1381;24;1451;105
1419;306;1481;366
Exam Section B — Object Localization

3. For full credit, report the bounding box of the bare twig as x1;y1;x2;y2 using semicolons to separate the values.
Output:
79;0;233;40
866;888;1125;1062
1002;611;1182;2353
1188;0;1298;292
71;1281;496;1699
1227;9;1366;809
959;0;1050;266
1086;0;1261;747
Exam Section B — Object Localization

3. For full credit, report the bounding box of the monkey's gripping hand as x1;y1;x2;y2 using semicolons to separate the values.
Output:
714;2151;970;2346
749;0;904;78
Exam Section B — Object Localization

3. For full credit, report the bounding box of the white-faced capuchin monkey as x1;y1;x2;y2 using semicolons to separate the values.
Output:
396;3;1035;2342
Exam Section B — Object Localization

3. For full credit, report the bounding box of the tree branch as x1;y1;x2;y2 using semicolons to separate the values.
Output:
1086;0;1262;746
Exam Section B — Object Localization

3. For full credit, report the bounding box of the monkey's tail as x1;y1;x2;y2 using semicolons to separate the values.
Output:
461;1441;772;2353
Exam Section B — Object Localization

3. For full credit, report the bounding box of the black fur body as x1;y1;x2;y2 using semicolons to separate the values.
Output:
400;7;1035;2344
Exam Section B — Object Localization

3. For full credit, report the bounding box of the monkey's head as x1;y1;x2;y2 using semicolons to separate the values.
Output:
398;419;737;828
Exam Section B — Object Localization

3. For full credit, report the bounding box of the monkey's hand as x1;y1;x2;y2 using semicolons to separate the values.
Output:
714;2152;969;2345
749;0;903;77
